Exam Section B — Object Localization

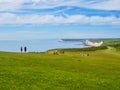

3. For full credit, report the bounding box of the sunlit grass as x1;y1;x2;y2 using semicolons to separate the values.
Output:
0;45;120;90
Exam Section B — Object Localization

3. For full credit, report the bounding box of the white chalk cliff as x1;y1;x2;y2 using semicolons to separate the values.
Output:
85;40;103;47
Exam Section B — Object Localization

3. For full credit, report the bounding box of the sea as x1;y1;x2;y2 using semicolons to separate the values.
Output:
0;39;86;52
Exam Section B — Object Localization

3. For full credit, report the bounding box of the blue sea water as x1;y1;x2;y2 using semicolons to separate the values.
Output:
0;39;86;52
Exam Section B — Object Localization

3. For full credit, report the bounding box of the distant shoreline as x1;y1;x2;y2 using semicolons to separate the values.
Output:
0;38;120;52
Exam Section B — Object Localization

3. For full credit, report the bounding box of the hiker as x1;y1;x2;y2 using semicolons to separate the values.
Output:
20;47;23;53
24;46;27;53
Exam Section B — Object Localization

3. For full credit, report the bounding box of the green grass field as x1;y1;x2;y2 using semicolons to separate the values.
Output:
0;40;120;90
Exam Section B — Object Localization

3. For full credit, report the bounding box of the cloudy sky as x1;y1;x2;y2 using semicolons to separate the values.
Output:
0;0;120;40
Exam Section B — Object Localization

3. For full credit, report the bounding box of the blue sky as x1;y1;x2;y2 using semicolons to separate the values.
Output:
0;0;120;40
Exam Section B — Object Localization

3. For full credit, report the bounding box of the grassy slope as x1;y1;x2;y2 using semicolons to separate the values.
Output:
0;47;120;90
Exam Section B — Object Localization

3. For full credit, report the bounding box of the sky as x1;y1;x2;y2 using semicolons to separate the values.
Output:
0;0;120;40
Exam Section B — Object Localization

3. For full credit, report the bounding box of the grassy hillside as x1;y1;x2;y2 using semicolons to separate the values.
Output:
0;45;120;90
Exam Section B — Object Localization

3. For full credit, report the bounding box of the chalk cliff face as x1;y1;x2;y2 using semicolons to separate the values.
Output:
85;40;103;47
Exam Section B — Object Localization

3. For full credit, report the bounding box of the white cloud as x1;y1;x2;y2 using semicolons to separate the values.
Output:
28;0;120;10
0;0;120;11
89;16;120;25
85;0;120;10
0;0;28;11
0;13;119;25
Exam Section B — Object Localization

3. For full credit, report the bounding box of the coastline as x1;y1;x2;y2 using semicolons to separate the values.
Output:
0;38;120;52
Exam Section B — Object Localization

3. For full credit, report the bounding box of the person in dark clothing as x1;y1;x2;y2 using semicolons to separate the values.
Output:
24;46;27;53
20;47;23;53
